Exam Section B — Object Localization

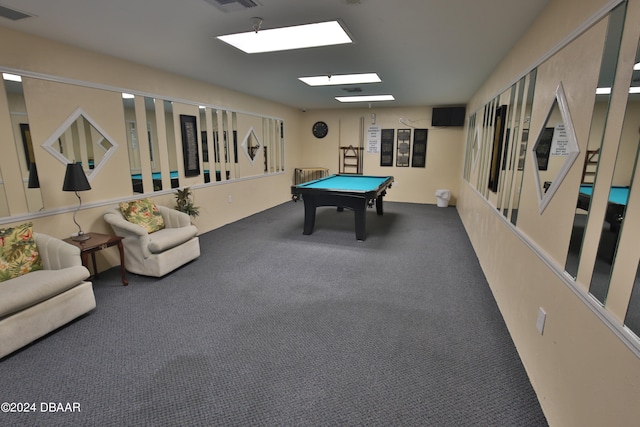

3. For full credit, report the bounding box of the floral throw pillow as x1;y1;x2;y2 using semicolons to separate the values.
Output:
0;222;43;282
119;198;165;233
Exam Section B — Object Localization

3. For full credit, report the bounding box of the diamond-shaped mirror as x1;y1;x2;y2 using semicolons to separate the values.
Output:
241;127;261;163
42;107;118;181
532;83;580;213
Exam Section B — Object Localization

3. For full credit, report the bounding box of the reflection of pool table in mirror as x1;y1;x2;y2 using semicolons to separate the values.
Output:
291;174;394;241
577;184;629;232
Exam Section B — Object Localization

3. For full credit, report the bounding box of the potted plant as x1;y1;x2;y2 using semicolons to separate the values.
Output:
174;187;199;218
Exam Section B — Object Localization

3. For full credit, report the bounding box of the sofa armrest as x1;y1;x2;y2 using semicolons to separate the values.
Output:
158;205;193;229
34;233;82;271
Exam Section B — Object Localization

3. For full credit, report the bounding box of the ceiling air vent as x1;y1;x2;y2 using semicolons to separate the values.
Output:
342;87;363;93
203;0;261;13
0;4;34;21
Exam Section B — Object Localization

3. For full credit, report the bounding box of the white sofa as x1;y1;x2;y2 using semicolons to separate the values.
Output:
103;205;200;277
0;233;95;359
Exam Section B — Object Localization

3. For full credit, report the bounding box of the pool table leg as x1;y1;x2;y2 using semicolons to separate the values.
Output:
376;194;384;215
303;199;317;235
354;207;366;241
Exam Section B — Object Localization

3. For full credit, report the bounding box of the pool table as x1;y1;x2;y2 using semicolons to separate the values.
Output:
577;184;629;232
291;174;394;240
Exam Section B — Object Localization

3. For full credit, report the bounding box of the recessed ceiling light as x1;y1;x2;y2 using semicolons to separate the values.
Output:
2;73;22;82
335;94;395;103
217;20;352;54
299;73;381;86
596;87;640;94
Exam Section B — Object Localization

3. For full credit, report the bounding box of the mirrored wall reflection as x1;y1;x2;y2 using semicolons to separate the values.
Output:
495;86;515;215
162;100;180;189
122;94;143;193
199;107;211;183
42;108;118;183
532;84;580;213
511;69;537;226
462;112;476;182
462;68;536;225
2;73;43;213
564;3;626;279
221;110;231;180
589;34;640;305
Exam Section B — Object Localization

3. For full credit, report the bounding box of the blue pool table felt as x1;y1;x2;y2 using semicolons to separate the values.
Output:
580;185;629;205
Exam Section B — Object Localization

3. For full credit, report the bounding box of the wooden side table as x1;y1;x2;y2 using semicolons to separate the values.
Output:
64;232;128;286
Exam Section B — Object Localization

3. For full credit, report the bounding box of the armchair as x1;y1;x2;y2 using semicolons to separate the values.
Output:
103;205;200;277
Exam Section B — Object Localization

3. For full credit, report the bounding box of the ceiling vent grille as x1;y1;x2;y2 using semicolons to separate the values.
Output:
203;0;261;13
0;4;34;21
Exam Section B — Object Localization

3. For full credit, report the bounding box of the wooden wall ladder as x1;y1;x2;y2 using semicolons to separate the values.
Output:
339;145;362;174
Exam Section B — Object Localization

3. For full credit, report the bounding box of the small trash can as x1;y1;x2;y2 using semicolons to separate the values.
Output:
435;189;451;207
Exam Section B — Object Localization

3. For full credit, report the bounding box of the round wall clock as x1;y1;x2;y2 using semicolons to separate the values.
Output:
312;121;329;138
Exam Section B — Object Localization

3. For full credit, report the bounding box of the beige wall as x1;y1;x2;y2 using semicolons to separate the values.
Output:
458;0;640;425
297;108;463;204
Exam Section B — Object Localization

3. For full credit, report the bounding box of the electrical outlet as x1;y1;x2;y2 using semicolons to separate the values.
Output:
227;195;232;203
536;307;546;335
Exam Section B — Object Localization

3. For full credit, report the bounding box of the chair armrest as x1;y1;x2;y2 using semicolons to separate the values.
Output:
34;233;82;270
158;206;193;229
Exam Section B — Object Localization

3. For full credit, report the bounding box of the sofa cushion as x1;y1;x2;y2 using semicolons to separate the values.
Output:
148;226;198;254
0;222;42;282
119;198;165;233
0;265;89;319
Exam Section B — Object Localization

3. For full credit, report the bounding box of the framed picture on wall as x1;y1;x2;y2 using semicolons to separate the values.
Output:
396;129;411;167
180;114;200;177
20;123;35;168
411;128;428;168
488;105;507;192
380;128;395;166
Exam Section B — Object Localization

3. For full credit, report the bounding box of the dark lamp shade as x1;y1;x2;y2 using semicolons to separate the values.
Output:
27;163;40;188
62;162;91;192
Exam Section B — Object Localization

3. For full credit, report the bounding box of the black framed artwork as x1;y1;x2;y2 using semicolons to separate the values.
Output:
380;129;395;166
396;129;411;167
411;128;428;168
179;114;200;177
488;105;507;192
20;123;35;168
535;127;554;171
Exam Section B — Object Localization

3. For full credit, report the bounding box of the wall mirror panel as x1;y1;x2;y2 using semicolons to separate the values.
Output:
0;68;285;222
242;128;261;163
462;113;477;183
564;3;626;279
199;107;212;183
162;100;180;189
122;95;144;193
497;85;519;216
532;83;580;213
2;73;43;213
511;69;537;226
589;35;640;305
42;107;118;182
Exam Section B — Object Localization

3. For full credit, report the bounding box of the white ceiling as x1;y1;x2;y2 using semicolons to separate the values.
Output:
0;0;551;110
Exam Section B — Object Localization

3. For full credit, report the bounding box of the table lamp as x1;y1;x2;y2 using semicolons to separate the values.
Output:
62;162;91;241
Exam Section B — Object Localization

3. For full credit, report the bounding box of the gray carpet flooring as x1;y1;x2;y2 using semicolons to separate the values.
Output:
0;201;548;426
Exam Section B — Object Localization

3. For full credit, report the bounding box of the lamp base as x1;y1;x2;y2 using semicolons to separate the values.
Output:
71;233;91;242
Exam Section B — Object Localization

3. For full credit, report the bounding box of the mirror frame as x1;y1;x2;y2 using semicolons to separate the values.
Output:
532;82;580;213
42;106;119;182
